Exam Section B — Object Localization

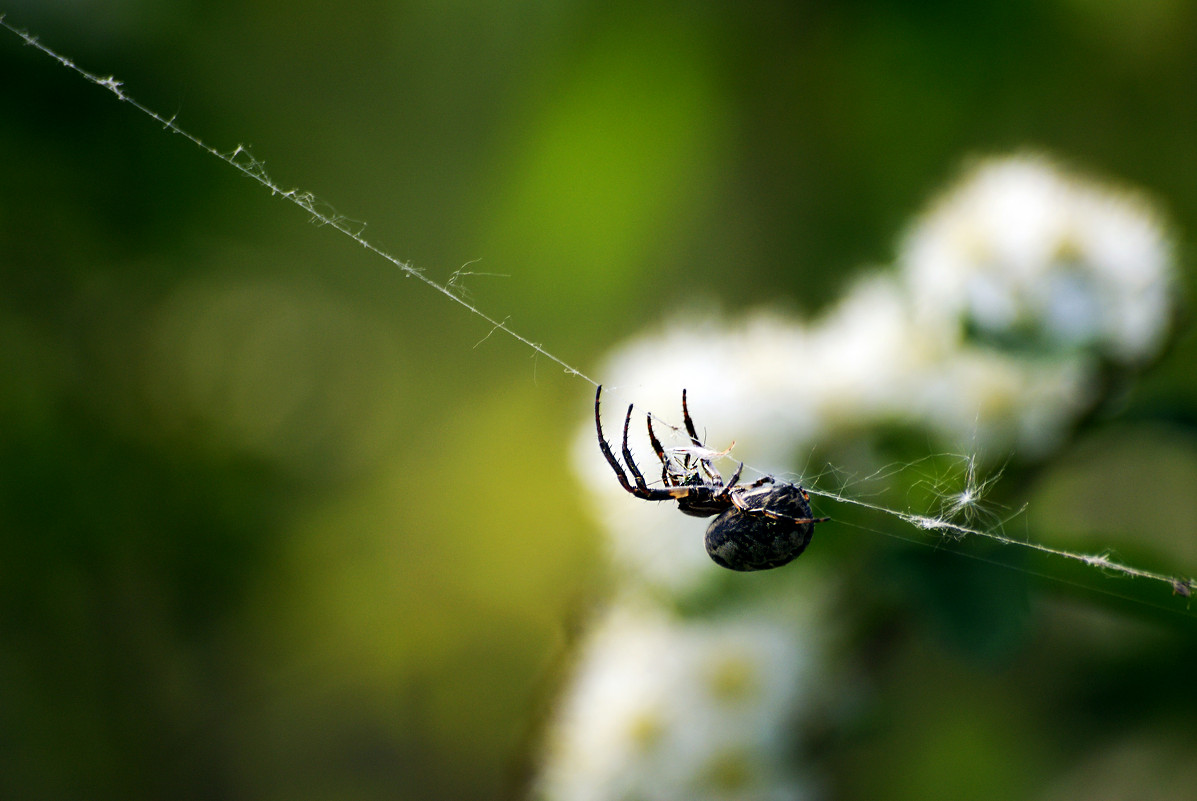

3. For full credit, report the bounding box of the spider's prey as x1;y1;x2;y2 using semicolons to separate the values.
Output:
594;385;828;571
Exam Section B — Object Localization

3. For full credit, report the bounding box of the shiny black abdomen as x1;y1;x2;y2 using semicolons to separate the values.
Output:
704;482;817;571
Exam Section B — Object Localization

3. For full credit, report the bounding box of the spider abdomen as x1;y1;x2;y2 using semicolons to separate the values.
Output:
704;482;817;571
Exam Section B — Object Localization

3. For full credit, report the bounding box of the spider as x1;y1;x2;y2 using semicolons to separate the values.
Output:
594;385;829;571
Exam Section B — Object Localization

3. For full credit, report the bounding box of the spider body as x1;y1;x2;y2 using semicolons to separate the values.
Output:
594;386;828;571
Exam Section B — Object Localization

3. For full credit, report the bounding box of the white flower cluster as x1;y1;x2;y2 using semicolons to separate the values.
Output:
535;598;824;801
903;156;1174;364
544;155;1177;800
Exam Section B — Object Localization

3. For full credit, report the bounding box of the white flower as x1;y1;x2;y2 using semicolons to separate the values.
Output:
535;597;825;801
901;155;1174;364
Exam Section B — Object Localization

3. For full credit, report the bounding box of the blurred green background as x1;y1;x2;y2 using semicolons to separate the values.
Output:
2;2;1196;799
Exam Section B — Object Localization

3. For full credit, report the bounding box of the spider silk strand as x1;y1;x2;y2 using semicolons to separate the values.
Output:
0;16;597;388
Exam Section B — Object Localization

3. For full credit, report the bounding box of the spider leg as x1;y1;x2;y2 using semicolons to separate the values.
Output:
680;388;704;447
645;414;674;487
757;508;832;525
617;402;655;490
594;386;638;495
680;388;732;484
711;462;748;505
